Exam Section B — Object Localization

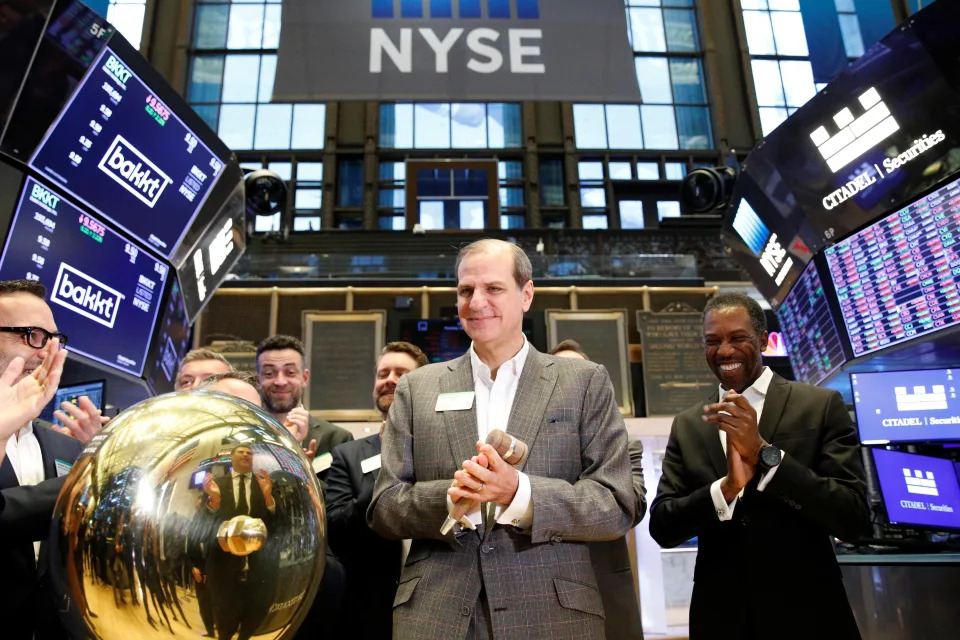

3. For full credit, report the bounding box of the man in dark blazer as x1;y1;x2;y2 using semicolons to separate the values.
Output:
0;279;102;639
326;341;428;638
650;293;869;640
370;240;636;640
551;339;647;640
202;443;277;640
255;334;353;480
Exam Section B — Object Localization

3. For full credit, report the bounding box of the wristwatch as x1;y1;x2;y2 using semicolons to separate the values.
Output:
757;444;782;471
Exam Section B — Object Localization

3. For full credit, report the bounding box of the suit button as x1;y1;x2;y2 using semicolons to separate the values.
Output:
460;606;470;616
481;544;494;554
551;535;563;543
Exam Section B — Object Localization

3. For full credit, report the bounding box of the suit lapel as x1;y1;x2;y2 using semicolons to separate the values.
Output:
440;354;480;472
699;389;727;479
506;349;557;473
758;374;790;444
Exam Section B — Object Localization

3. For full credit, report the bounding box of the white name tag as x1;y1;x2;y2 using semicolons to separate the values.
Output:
361;454;382;474
435;391;475;412
312;452;333;474
55;458;73;478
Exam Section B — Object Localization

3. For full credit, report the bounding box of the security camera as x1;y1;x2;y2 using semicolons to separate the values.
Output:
244;169;287;218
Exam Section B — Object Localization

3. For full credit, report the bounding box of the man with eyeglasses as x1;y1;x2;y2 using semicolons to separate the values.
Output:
649;293;869;640
0;279;106;639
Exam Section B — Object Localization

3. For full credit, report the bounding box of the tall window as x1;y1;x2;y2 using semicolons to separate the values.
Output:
187;0;325;152
107;0;148;49
573;0;711;151
742;0;865;135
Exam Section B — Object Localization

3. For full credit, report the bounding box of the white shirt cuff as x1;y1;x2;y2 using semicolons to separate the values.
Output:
757;449;786;491
495;470;533;531
710;477;739;521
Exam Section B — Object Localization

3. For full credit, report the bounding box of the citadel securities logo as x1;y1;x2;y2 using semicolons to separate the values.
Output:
97;135;173;208
51;263;123;329
812;87;946;211
903;468;939;497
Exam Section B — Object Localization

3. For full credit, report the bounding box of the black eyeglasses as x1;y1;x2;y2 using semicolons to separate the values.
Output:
0;326;68;349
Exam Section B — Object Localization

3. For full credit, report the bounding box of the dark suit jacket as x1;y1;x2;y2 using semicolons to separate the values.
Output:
304;415;354;457
650;374;869;640
588;438;646;640
326;434;402;638
0;422;82;640
205;473;276;588
369;349;636;640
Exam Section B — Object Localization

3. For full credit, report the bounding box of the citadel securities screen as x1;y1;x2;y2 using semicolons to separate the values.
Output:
0;176;168;376
28;45;225;257
852;369;960;443
872;448;960;531
824;175;960;357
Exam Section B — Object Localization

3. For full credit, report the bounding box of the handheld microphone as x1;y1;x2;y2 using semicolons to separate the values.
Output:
440;428;529;535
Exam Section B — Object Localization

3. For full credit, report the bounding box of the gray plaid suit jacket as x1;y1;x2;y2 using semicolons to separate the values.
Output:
368;347;635;640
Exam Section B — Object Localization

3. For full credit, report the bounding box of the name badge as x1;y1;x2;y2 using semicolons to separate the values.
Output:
361;454;381;474
435;391;475;412
55;458;73;478
312;452;333;474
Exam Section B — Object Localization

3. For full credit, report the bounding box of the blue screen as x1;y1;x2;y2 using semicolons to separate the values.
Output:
0;176;169;375
852;368;960;443
28;45;225;257
873;448;960;530
40;380;105;426
144;275;191;394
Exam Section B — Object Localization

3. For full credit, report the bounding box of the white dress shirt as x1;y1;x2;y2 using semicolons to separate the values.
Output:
6;422;46;557
709;367;786;521
453;337;534;531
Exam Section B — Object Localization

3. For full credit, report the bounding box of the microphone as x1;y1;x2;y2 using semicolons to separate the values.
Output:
440;428;529;535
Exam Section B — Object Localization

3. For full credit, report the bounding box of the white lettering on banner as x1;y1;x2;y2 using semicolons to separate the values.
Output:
881;418;923;427
193;250;207;301
104;55;132;86
900;500;927;509
98;135;173;208
822;170;878;210
759;233;786;278
51;263;123;328
208;218;235;276
370;28;544;74
882;130;946;173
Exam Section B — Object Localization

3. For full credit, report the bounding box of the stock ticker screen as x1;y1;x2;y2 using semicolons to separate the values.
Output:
0;176;168;376
824;176;960;357
776;260;847;386
28;44;225;258
143;276;191;395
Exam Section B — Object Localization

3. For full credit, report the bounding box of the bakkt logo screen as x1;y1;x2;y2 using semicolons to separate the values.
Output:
0;177;168;376
29;47;224;258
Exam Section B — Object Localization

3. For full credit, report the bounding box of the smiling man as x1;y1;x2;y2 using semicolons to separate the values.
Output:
369;239;634;640
650;292;869;640
255;335;352;476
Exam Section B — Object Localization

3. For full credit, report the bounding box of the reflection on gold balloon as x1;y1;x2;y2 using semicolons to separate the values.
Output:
48;391;326;639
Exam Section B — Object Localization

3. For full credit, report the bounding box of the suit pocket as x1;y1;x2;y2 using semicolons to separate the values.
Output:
393;576;420;608
553;577;605;618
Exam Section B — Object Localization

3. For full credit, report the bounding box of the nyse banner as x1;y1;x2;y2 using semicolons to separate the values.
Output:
273;0;640;102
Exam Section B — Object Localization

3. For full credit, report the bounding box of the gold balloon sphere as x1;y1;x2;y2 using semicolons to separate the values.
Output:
47;391;327;639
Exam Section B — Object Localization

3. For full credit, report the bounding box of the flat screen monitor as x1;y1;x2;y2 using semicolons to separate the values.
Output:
824;174;960;358
0;175;169;376
776;259;848;385
399;318;534;363
872;448;960;531
851;368;960;444
27;37;228;258
39;379;105;426
144;275;191;395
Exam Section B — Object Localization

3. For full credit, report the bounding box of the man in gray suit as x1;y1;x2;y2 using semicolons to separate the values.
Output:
369;239;636;640
551;340;646;640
